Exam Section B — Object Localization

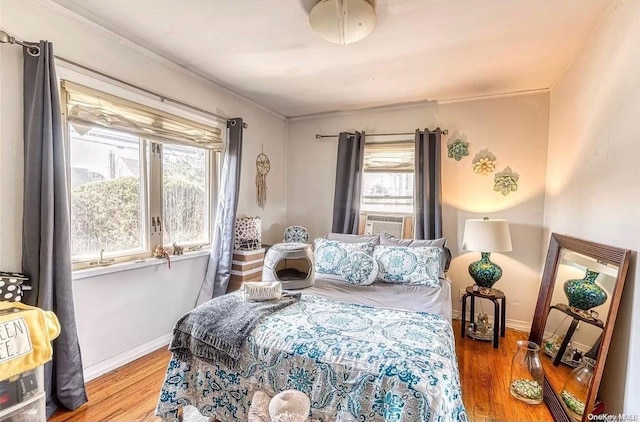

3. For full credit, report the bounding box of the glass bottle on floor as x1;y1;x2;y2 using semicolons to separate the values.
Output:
509;340;544;404
561;357;595;421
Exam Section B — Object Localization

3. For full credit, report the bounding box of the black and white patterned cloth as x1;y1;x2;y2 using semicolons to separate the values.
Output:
0;271;29;302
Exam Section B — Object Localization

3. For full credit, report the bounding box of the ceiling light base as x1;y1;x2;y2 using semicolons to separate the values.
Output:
309;0;377;45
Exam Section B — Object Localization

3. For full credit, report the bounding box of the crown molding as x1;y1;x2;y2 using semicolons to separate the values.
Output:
287;88;550;122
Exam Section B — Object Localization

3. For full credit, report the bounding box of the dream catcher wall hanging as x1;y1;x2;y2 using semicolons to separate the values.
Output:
256;145;270;209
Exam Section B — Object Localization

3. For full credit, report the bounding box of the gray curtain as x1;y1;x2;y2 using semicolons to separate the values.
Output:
21;41;87;416
331;131;365;234
196;118;244;305
414;128;443;239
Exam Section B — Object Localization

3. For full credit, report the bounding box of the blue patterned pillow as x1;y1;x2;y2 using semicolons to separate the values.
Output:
314;238;375;276
340;252;379;285
373;245;442;287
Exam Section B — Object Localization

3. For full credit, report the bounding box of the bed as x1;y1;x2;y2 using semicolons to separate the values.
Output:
156;276;466;421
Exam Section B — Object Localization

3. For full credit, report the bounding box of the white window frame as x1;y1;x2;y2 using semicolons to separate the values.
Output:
57;66;223;270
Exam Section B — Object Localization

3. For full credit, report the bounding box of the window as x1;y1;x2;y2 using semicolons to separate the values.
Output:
69;126;145;259
62;81;222;268
162;144;210;246
361;142;415;214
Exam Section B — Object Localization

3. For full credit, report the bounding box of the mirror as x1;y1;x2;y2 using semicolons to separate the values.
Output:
529;234;631;422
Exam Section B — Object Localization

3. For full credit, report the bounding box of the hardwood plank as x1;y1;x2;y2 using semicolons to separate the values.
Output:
50;322;554;422
49;347;171;422
454;320;554;422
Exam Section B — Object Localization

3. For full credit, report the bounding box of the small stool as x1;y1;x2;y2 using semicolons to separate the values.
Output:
461;286;506;348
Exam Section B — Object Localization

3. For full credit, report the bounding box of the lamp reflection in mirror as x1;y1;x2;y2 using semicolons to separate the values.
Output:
462;217;513;295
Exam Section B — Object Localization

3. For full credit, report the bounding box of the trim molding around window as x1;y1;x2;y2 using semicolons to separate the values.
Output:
57;67;223;270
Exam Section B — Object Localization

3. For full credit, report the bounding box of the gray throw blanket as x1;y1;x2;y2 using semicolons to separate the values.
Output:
170;293;301;367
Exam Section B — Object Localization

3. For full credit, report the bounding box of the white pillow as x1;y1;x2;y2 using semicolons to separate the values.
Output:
314;238;374;276
373;245;442;288
340;252;379;285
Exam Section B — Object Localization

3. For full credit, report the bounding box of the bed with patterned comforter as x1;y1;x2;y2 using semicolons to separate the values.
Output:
156;294;467;421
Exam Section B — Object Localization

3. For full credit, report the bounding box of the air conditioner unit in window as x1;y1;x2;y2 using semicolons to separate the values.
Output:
364;214;405;239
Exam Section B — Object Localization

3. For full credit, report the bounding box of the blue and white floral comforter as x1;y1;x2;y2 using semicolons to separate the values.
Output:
156;295;467;422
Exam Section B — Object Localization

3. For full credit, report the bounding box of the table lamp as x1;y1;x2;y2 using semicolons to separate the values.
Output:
462;217;512;295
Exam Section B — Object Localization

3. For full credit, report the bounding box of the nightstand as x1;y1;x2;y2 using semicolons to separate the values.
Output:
461;286;506;348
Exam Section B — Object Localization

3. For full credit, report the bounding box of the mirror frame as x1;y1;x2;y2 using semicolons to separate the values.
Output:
529;233;631;422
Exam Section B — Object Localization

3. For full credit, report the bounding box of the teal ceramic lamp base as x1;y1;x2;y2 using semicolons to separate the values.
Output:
469;252;503;294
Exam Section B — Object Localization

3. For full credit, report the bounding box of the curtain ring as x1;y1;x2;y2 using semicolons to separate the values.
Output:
229;120;237;126
24;44;41;57
27;46;40;57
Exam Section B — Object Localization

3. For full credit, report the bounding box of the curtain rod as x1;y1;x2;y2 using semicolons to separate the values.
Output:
315;129;448;139
0;30;247;129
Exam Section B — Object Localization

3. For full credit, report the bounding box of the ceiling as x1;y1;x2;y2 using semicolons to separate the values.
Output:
50;0;612;118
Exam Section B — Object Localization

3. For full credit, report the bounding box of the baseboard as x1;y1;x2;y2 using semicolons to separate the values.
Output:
452;310;531;333
543;330;592;353
83;333;171;382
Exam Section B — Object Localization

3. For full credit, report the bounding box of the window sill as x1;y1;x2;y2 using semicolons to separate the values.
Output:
72;250;210;280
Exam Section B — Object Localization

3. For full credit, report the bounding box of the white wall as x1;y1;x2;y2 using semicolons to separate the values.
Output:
0;0;287;372
545;0;640;413
286;93;550;326
73;256;208;371
3;0;637;410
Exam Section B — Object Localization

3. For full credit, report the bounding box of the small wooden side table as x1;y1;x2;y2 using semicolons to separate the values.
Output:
461;286;506;348
548;303;604;366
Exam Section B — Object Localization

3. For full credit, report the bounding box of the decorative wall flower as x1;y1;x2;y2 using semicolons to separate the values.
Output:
474;158;496;175
447;139;469;161
494;167;519;196
472;150;497;175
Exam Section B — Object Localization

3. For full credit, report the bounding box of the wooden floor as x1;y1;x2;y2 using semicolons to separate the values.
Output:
50;321;553;422
452;320;553;422
49;347;171;422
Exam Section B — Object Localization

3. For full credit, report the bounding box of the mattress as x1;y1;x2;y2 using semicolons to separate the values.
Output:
302;276;453;322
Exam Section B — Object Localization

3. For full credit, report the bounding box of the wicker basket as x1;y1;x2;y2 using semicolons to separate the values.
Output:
234;216;262;251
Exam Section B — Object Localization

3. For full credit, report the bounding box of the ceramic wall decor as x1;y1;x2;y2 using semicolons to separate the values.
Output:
447;139;469;161
472;150;497;175
494;167;519;196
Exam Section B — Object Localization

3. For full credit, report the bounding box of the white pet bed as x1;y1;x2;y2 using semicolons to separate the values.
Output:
262;243;315;290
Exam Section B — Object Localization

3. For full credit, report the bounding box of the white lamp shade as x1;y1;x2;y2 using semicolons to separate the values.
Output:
462;219;512;253
309;0;377;45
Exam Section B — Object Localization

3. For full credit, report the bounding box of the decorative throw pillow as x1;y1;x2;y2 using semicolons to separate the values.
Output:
314;238;375;276
284;225;309;243
380;232;451;273
0;272;28;302
340;252;379;285
373;245;442;288
326;233;381;245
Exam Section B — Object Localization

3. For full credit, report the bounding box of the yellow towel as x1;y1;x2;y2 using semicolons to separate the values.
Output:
0;301;60;381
